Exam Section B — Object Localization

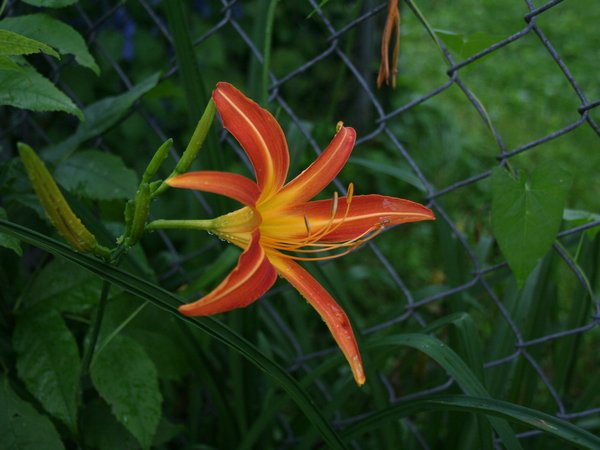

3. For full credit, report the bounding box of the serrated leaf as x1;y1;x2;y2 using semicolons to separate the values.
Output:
91;335;162;450
54;150;138;201
24;257;103;314
13;309;81;433
45;72;161;161
20;0;78;8
81;399;139;450
492;165;572;287
0;375;65;450
0;29;59;58
0;208;22;255
0;14;99;74
0;55;22;71
0;63;83;119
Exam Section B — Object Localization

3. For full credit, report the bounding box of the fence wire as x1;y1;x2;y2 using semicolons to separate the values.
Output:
3;0;600;447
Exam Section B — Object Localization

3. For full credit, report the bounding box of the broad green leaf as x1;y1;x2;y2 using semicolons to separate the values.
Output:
45;72;161;161
0;14;99;74
24;257;103;314
0;29;59;58
81;399;183;450
0;375;65;450
81;399;139;450
0;219;347;449
0;64;83;119
0;208;22;255
343;394;600;449
13;309;81;433
54;150;138;201
91;334;162;450
0;55;22;71
435;29;505;59
20;0;78;8
491;165;572;287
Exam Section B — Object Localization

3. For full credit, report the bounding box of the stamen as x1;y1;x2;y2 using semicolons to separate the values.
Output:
261;182;375;261
303;214;311;236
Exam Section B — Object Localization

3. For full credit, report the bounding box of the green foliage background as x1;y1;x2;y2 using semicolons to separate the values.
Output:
0;0;599;449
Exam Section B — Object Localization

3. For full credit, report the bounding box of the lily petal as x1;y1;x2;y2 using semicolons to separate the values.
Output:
167;171;260;206
179;230;277;316
262;126;356;210
213;82;289;199
268;253;365;386
261;195;434;242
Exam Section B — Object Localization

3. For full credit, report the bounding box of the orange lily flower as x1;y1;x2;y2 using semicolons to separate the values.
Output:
162;82;434;385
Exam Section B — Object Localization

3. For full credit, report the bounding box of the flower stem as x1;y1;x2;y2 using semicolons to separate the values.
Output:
146;218;216;231
80;279;111;379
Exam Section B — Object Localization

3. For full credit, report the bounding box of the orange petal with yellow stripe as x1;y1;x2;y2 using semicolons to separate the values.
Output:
213;82;289;199
263;195;434;242
268;253;365;386
261;126;356;210
179;230;277;316
306;195;434;242
167;171;260;206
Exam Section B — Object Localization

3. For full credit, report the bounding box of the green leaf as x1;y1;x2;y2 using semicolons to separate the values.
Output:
0;14;99;74
0;219;347;449
0;375;65;450
563;209;600;239
20;0;78;8
0;29;59;58
54;150;138;201
81;399;139;450
0;63;83;119
0;55;22;71
343;394;600;449
45;72;161;161
23;257;103;314
13;309;81;433
91;334;162;450
370;334;521;449
435;29;506;59
0;208;22;255
491;165;572;287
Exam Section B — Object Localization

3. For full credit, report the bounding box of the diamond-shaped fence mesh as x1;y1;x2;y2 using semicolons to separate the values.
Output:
2;0;599;447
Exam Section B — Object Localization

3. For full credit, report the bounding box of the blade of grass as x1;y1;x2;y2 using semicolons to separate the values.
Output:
422;312;492;450
0;219;348;450
261;0;278;106
342;394;600;449
163;0;226;213
369;333;521;449
555;236;599;397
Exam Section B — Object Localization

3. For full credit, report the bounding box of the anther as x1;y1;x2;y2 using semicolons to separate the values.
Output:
303;214;312;236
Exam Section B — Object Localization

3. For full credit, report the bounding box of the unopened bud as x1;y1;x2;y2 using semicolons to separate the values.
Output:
18;143;105;255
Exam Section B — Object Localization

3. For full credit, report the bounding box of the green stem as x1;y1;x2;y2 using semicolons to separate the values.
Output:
152;99;216;198
80;280;111;379
90;302;148;368
261;0;279;106
146;218;215;231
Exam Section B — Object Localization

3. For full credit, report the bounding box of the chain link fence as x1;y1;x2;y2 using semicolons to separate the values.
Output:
3;0;599;446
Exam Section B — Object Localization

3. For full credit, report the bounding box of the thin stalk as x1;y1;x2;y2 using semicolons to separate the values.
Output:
146;219;215;231
80;280;112;379
261;0;279;105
